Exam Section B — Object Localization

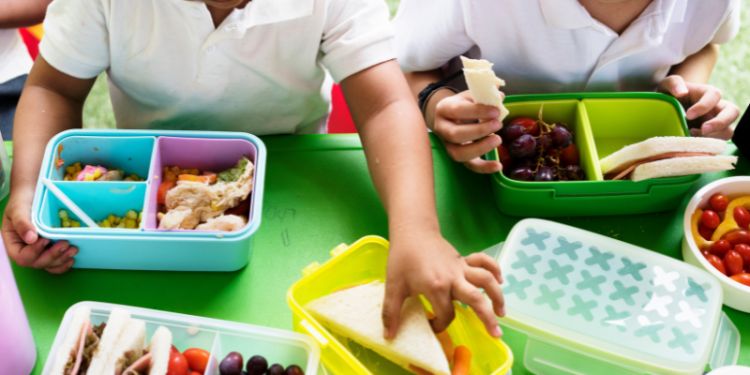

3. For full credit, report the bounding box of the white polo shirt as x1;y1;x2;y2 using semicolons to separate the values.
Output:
394;0;741;94
40;0;394;134
0;29;33;84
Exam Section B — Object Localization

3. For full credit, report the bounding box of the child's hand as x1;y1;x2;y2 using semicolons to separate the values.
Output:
382;230;504;339
433;91;504;174
659;75;740;139
2;190;76;273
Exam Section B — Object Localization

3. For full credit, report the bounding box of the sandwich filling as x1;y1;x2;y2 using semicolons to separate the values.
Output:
606;152;713;180
120;350;152;375
64;322;106;375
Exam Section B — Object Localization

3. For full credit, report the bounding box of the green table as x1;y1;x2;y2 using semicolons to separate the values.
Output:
6;135;749;374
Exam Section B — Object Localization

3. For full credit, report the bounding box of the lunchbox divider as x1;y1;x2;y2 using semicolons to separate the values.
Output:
144;138;164;230
39;185;90;230
576;101;604;181
204;331;223;375
709;312;740;370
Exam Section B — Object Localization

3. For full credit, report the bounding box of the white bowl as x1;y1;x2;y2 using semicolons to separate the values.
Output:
682;176;750;313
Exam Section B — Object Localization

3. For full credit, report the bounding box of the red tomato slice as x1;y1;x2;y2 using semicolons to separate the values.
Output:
183;348;210;373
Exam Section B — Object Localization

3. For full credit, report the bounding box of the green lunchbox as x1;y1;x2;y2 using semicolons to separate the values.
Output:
486;92;698;217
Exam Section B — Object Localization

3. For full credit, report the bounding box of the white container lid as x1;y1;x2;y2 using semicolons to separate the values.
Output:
497;219;737;374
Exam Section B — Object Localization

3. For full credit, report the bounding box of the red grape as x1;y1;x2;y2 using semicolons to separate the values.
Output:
501;124;526;142
509;134;537;158
509;167;534;181
535;166;556;181
559;144;579;166
550;125;572;148
508;117;540;136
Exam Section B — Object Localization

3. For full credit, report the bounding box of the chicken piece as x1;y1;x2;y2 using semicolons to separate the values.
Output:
196;215;247;232
158;207;194;230
210;159;254;212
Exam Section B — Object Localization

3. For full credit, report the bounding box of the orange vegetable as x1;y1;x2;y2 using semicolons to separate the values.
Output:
183;348;210;373
452;345;472;375
178;174;216;184
437;331;455;365
157;181;176;205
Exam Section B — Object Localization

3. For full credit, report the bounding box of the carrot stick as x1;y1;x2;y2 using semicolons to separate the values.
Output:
437;331;455;365
452;345;472;375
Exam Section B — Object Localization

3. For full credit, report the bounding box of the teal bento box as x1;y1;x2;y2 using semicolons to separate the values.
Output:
486;92;700;217
31;130;266;271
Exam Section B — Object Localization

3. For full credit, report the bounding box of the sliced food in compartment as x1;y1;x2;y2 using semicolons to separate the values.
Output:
49;136;154;182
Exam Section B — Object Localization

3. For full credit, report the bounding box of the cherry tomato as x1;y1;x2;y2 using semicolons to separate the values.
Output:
724;230;750;246
724;250;744;276
559;144;580;166
709;194;730;212
734;206;750;229
497;144;512;169
709;240;732;257
698;224;714;241
730;273;750;287
157;181;176;205
168;349;189;375
701;210;721;229
706;254;727;275
183;348;210;373
508;117;540;136
189;372;202;375
734;243;750;268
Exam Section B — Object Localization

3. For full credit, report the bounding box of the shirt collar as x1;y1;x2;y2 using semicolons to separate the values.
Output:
539;0;687;32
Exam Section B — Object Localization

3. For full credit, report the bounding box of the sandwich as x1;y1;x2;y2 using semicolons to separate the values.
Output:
600;136;737;182
461;56;509;122
49;307;174;375
306;282;451;375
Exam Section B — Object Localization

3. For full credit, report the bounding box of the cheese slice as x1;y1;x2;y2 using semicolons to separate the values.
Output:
461;56;509;121
306;282;450;375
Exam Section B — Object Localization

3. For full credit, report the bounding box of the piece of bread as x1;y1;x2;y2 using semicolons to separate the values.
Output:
306;282;450;375
600;137;728;174
108;318;147;374
631;155;738;182
461;56;509;121
49;306;91;375
148;326;173;375
87;308;132;374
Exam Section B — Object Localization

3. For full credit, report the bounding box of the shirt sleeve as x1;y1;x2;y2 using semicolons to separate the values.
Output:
392;0;474;72
711;0;741;44
320;0;395;83
39;0;110;79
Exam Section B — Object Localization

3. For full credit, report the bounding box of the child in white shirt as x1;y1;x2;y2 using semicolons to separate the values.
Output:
2;0;505;339
395;0;742;173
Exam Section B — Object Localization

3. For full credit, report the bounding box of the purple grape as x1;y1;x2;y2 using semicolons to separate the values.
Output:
535;166;556;181
509;167;534;181
285;365;305;375
267;364;285;375
220;352;244;375
564;165;584;180
538;133;553;150
501;124;526;142
550;125;572;148
509;134;537;159
245;355;268;375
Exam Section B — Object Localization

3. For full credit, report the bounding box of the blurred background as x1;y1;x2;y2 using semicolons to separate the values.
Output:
80;0;749;128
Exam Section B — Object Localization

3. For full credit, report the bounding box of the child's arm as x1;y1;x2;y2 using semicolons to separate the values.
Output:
659;44;740;139
341;60;504;339
0;0;50;28
2;57;95;273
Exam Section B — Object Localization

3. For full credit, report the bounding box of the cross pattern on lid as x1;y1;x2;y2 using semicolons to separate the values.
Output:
675;301;705;329
521;228;550;250
618;257;647;281
585;246;614;271
576;270;606;295
643;293;674;318
552;237;583;261
634;315;665;343
601;305;630;332
504;275;532;300
544;260;574;285
685;278;708;303
652;266;680;292
668;328;698;354
534;284;564;310
567;294;598;321
511;250;543;274
609;280;639;306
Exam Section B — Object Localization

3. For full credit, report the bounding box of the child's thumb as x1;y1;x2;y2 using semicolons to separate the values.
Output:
11;207;37;245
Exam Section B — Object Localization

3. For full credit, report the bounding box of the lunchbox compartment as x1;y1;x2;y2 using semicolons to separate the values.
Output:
288;236;513;375
48;136;155;181
37;182;146;232
206;331;315;374
144;136;258;233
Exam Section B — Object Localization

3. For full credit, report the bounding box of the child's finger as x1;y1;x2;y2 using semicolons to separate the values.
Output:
444;134;501;163
703;128;734;140
465;267;505;317
46;258;75;275
463;159;503;174
686;88;721;120
435;119;502;144
14;238;50;268
439;94;501;122
9;208;38;245
32;241;72;269
382;282;408;340
465;253;502;283
701;100;740;136
427;291;455;334
658;75;689;98
453;280;502;337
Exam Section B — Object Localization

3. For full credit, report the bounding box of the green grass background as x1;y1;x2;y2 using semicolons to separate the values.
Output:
81;1;749;128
